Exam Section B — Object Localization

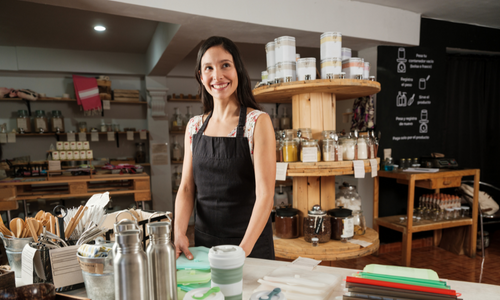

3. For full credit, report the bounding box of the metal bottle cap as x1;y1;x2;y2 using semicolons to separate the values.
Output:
146;222;171;236
116;230;141;246
114;219;138;234
308;204;326;215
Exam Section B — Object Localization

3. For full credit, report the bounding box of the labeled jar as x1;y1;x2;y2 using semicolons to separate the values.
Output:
275;207;300;239
276;140;283;162
50;110;65;133
342;58;363;79
322;138;335;161
304;205;331;243
297;58;317;81
340;136;356;160
34;110;48;133
357;136;368;160
135;142;146;164
282;139;298;162
320;32;342;59
300;139;321;162
328;207;354;242
16;110;32;133
321;58;342;79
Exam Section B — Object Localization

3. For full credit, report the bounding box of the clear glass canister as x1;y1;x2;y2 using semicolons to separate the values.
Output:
172;107;184;130
16;110;32;133
303;205;331;243
327;207;354;242
297;128;313;140
336;184;362;211
135;142;146;163
172;138;182;162
275;207;300;239
357;135;368;160
51;110;65;133
282;139;298;162
322;138;335;161
300;139;321;162
34;110;48;133
340;136;356;160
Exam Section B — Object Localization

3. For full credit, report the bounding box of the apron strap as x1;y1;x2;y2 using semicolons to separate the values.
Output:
198;111;213;134
236;106;247;138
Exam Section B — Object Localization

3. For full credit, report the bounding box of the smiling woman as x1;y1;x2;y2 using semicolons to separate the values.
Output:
174;36;276;261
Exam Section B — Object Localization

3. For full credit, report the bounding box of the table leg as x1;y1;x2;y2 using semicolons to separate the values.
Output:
468;170;480;258
373;175;380;256
433;229;442;246
403;175;416;267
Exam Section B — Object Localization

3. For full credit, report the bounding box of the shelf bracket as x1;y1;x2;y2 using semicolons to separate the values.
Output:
116;132;119;148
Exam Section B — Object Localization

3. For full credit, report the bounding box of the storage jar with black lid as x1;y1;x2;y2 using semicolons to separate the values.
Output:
275;207;300;239
303;205;331;243
328;207;354;242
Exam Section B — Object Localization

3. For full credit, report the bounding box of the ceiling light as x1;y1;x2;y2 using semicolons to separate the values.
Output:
94;25;106;32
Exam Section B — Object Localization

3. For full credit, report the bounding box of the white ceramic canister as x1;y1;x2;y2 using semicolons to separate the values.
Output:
363;62;370;79
250;290;287;300
274;38;282;65
184;287;224;300
342;58;363;79
341;47;352;61
277;36;296;63
320;32;342;59
265;41;276;69
282;61;296;82
261;71;269;83
297;58;317;80
321;58;342;79
267;65;276;82
296;53;300;62
209;245;246;300
275;62;284;83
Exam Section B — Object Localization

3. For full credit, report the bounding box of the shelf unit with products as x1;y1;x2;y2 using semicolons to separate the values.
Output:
253;78;381;261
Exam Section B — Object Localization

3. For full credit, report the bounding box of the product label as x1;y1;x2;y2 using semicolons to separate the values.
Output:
52;151;59;160
66;151;73;160
52;119;63;129
17;118;27;130
80;151;86;159
59;151;66;160
77;258;104;275
83;142;90;150
86;150;93;160
56;142;64;150
302;147;319;163
342;218;354;238
70;142;76;150
63;142;70;150
35;119;47;131
73;151;80;160
314;217;324;234
76;142;83;150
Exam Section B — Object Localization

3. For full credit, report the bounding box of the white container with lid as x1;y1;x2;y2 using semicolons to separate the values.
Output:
261;71;269;83
297;58;317;80
276;62;284;83
265;41;276;68
320;32;342;59
277;36;296;63
209;245;245;300
184;288;224;300
274;38;282;65
341;47;352;60
267;65;276;82
321;58;342;79
342;58;363;79
363;62;370;79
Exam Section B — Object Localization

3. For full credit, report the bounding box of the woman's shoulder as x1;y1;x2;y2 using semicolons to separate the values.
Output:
187;114;204;134
246;108;268;122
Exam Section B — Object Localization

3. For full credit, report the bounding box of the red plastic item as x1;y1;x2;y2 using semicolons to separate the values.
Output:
345;276;457;296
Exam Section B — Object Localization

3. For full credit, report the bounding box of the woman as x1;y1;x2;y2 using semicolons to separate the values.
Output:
174;36;276;260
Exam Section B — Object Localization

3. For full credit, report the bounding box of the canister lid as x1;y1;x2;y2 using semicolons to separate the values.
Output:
114;218;138;234
276;207;299;217
17;110;28;116
146;221;171;236
185;287;224;300
116;230;141;245
328;207;352;217
52;110;62;116
208;245;245;269
308;204;326;215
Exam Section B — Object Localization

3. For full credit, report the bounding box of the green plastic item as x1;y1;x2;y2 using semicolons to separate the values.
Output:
192;287;221;300
363;264;439;280
178;281;211;292
357;272;449;289
177;247;210;270
178;287;187;300
177;269;211;285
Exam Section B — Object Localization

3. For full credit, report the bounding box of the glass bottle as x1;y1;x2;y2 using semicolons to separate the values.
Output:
100;119;107;132
172;137;182;162
135;142;146;163
16;110;32;133
280;107;291;130
271;108;280;131
51;110;65;133
185;105;193;124
173;166;182;189
34;110;48;133
172;107;184;131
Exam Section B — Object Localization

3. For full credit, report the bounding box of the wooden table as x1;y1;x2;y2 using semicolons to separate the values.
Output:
374;169;479;266
274;227;379;261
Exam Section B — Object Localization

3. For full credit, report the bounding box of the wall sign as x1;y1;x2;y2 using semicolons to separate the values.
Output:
377;46;445;159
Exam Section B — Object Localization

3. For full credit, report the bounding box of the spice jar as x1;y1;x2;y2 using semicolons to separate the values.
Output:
16;110;32;133
327;207;354;242
78;121;87;133
340;135;356;160
322;138;335;161
282;139;298;162
34;110;48;133
135;142;146;163
172;138;182;162
276;140;283;162
172;107;184;131
50;110;65;133
357;134;368;160
275;207;300;239
303;205;331;243
300;139;321;162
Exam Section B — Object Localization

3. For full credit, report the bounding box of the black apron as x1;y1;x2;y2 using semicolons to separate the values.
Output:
192;106;274;259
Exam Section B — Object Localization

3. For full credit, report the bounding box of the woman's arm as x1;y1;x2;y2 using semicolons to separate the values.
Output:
174;123;197;259
239;113;276;256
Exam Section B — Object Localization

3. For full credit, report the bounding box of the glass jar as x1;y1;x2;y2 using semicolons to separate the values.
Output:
303;205;331;243
322;138;335;161
271;108;280;131
135;142;146;163
16;110;32;133
34;110;48;133
357;136;368;159
78;121;87;133
50;110;65;133
275;207;300;239
172;166;181;189
340;136;356;160
369;130;379;158
172;138;182;162
297;128;313;140
352;211;366;235
327;207;354;242
276;140;283;162
280;107;291;130
184;105;193;124
336;184;362;212
172;107;184;131
282;139;298;162
300;139;321;162
444;208;454;220
461;206;470;218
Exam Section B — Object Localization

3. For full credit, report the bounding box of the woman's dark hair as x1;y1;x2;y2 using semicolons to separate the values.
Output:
195;36;261;113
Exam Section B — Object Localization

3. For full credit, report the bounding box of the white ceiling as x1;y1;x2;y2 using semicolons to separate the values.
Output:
1;0;499;76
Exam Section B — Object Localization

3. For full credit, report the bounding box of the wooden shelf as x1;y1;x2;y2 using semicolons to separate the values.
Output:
168;95;201;102
171;160;183;164
252;79;381;103
169;130;185;134
0;97;146;105
375;215;473;233
15;131;148;137
286;158;380;177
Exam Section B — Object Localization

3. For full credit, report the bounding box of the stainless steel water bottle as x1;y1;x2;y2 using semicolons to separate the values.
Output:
146;213;177;300
113;230;149;300
112;211;140;256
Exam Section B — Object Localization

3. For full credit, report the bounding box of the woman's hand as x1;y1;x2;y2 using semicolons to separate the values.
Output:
239;242;254;257
175;233;193;260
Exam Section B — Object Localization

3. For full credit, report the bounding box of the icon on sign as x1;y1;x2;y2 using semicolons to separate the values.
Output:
419;75;430;90
419;109;429;133
396;91;407;107
397;47;407;73
398;48;406;60
408;94;415;106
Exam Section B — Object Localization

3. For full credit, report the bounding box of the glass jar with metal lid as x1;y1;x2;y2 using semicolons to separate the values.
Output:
34;110;48;133
275;207;300;239
50;110;65;133
327;207;354;242
303;204;331;243
340;135;356;160
281;130;298;162
335;183;362;212
16;110;32;133
300;139;321;162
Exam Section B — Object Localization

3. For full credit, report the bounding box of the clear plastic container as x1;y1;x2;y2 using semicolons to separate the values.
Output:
16;110;32;133
300;139;320;162
34;110;48;133
51;110;65;133
303;205;331;243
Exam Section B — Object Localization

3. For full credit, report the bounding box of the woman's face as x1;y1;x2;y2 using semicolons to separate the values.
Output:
200;45;238;101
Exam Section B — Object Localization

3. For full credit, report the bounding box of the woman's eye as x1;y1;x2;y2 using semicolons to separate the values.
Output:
204;66;212;71
223;63;230;68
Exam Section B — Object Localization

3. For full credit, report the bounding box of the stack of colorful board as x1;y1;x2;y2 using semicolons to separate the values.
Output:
113;89;141;102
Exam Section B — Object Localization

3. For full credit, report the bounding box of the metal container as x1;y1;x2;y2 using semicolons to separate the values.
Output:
114;230;149;300
146;215;177;300
0;233;33;278
112;211;140;256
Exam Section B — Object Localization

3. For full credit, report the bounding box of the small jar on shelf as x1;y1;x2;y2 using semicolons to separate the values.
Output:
340;135;356;161
328;206;354;242
16;110;32;133
51;110;65;133
304;205;331;243
172;166;182;190
184;105;193;124
135;142;146;163
172;137;183;162
271;108;280;131
34;110;48;133
275;207;300;239
300;139;321;162
280;107;291;130
172;107;184;131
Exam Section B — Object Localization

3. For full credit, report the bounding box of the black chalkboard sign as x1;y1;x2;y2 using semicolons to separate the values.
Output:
376;46;446;160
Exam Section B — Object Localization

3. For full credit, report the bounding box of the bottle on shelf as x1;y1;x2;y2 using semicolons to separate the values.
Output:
173;166;182;189
100;119;107;132
16;110;32;133
271;108;280;131
185;105;193;125
51;110;65;133
280;107;291;130
135;142;146;163
172;107;184;131
172;137;182;162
